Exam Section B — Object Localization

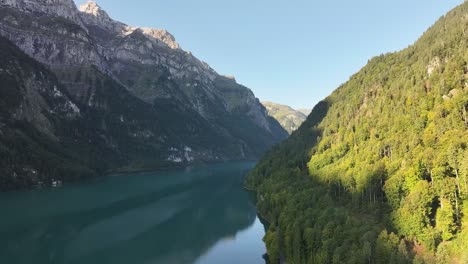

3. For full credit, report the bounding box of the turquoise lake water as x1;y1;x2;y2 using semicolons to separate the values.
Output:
0;162;267;264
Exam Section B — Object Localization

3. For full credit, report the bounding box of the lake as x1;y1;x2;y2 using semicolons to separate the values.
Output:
0;162;267;264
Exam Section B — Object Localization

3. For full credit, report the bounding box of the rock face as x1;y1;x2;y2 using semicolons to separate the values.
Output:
0;0;287;190
79;2;180;49
262;101;308;134
1;0;85;26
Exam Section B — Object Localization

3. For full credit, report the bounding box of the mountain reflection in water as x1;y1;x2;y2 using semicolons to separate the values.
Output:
0;162;266;264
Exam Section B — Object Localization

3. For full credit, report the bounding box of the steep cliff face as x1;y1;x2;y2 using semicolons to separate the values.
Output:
2;0;84;25
0;36;96;189
0;0;103;70
77;1;278;133
0;0;287;190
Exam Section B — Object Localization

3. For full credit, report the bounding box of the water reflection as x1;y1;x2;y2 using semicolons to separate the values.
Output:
0;162;264;264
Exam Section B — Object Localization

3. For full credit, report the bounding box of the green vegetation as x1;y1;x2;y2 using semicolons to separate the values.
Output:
247;2;468;263
0;37;98;190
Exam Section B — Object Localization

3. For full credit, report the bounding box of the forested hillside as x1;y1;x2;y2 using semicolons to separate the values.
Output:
247;2;468;263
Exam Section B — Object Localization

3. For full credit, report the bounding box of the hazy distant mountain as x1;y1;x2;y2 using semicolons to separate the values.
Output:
297;108;311;116
0;0;287;190
262;102;308;134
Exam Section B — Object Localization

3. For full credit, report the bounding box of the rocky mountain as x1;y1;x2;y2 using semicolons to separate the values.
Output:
297;108;311;116
262;101;307;134
248;2;468;263
0;0;287;190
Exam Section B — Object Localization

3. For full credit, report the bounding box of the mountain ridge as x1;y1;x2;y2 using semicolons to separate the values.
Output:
0;0;287;190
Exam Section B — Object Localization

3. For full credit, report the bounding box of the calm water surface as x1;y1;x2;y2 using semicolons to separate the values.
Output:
0;162;267;264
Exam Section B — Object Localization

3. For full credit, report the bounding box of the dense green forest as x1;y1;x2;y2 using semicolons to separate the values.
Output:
247;2;468;263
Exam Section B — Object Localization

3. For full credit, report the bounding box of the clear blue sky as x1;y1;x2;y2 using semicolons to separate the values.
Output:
74;0;463;109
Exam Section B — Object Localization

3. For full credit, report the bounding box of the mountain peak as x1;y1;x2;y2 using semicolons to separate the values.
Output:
78;0;129;35
78;1;180;49
79;1;109;19
140;28;180;49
